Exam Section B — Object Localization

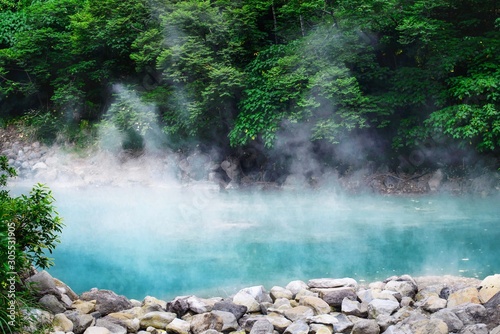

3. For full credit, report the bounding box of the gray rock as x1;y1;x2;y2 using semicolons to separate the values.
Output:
271;286;293;301
39;294;66;314
309;323;332;334
26;270;60;297
286;281;308;297
484;291;500;309
52;313;74;332
190;312;224;334
491;325;500;334
249;319;274;334
188;296;214;314
239;286;272;303
351;319;380;334
451;303;487;326
167;295;191;317
65;310;95;334
368;299;400;318
283;306;314;322
341;297;368;317
384;280;417;299
83;327;111;334
95;318;127;334
308;278;357;289
317;287;357;308
166;318;191;334
233;291;261;312
139;311;176;329
284;320;309;334
459;324;488;334
421;295;447;313
431;308;464;332
299;296;330;315
213;300;248;320
409;318;448;334
211;310;238;332
332;313;353;333
80;289;133;316
265;312;292;332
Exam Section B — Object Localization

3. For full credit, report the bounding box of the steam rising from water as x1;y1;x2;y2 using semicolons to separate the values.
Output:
30;184;500;301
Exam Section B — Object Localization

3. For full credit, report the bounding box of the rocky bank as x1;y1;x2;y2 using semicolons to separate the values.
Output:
23;270;500;334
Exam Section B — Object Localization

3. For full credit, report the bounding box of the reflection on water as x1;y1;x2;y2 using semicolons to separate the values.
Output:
13;185;500;300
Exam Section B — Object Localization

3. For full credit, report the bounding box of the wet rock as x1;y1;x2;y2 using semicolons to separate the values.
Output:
81;289;133;316
317;287;357;308
448;288;481;308
478;274;500;303
368;299;400;318
139;311;176;329
190;312;224;334
351;319;380;334
53;313;74;332
39;294;66;314
213;300;248;320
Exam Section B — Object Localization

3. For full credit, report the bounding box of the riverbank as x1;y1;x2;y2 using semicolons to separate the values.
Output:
1;126;499;195
24;270;500;334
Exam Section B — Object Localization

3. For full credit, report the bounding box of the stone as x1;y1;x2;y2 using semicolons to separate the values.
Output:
271;286;293;301
295;289;318;300
190;312;224;334
484;291;500;308
410;318;448;334
73;299;97;314
286;281;309;297
65;310;95;334
239;286;272;303
39;294;66;314
451;303;486;326
421;295;447;313
309;323;332;334
284;320;309;334
211;310;238;332
233;291;261;312
213;300;248;320
332;313;353;333
342;297;368;317
168;296;191;317
189;296;214;314
351;319;380;334
95;318;127;334
478;274;500;303
283;305;314;321
54;277;79;300
83;327;112;334
384;280;417;299
139;311;176;329
491;325;500;334
166;318;191;334
53;313;74;332
143;296;167;310
307;314;339;325
317;287;357;308
447;287;480;308
299;296;330;315
357;289;374;304
431;309;464;332
368;299;400;318
80;289;133;316
32;161;48;170
372;290;399;303
26;270;60;296
308;278;357;289
459;324;488;334
249;319;274;334
265;312;292;332
105;312;141;333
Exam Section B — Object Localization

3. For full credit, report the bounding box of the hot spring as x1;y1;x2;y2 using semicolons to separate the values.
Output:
14;184;500;300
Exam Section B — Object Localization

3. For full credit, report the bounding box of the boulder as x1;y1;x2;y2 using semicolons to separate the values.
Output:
188;296;214;314
309;323;332;334
332;313;353;333
95;318;127;334
65;311;95;334
451;303;487;326
286;281;309;297
284;320;309;334
299;296;330;315
213;300;248;320
351;319;380;334
143;296;167;310
190;312;224;334
167;295;191;317
409;318;448;334
447;287;481;308
431;309;464;332
308;278;357;289
53;313;74;332
307;314;339;325
233;291;261;312
26;270;60;297
367;299;400;318
39;294;66;314
421;295;447;313
238;285;272;303
83;327;111;334
384;279;417;299
80;289;133;316
211;310;238;332
317;287;357;308
271;286;294;301
479;274;500;303
72;299;97;314
54;277;79;300
105;312;140;333
283;306;314;321
341;297;368;317
265;312;292;332
166;318;191;334
139;311;176;329
459;324;489;334
249;319;274;334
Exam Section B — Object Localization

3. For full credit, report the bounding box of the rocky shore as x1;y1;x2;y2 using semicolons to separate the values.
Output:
24;271;500;334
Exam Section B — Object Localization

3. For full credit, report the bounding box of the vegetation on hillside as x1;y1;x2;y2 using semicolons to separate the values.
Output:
1;0;499;168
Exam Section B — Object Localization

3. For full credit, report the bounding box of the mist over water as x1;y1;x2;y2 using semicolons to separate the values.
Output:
14;182;500;301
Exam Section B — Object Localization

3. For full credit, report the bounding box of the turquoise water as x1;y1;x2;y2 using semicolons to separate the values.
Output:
16;185;500;300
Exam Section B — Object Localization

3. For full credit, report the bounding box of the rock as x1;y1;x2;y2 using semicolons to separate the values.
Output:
410;318;448;334
249;319;274;334
384;279;417;299
72;299;97;314
368;299;400;318
168;296;191;317
451;303;487;326
238;285;272;303
351;319;380;334
95;318;127;334
139;311;176;329
484;291;500;308
211;310;238;332
166;318;191;334
295;289;318;300
421;295;447;313
284;320;309;334
233;291;261;312
431;309;464;332
53;313;74;332
188;296;214;314
357;289;374;304
332;313;353;333
80;289;133;316
265;312;292;332
447;287;481;308
286;281;309;297
190;312;224;334
143;296;167;310
308;278;357;289
317;287;357;308
341;297;368;317
39;294;66;314
307;314;339;325
26;270;60;297
478;274;500;303
298;296;330;315
283;306;314;321
271;286;294;301
491;325;500;334
65;311;95;334
459;324;489;334
213;300;248;320
54;277;79;300
32;161;48;170
309;323;332;334
83;327;112;334
105;312;141;333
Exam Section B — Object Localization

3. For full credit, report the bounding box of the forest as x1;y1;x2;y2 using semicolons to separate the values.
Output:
1;0;499;171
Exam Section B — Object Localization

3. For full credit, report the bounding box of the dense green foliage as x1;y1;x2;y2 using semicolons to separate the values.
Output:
0;156;63;333
1;0;499;162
